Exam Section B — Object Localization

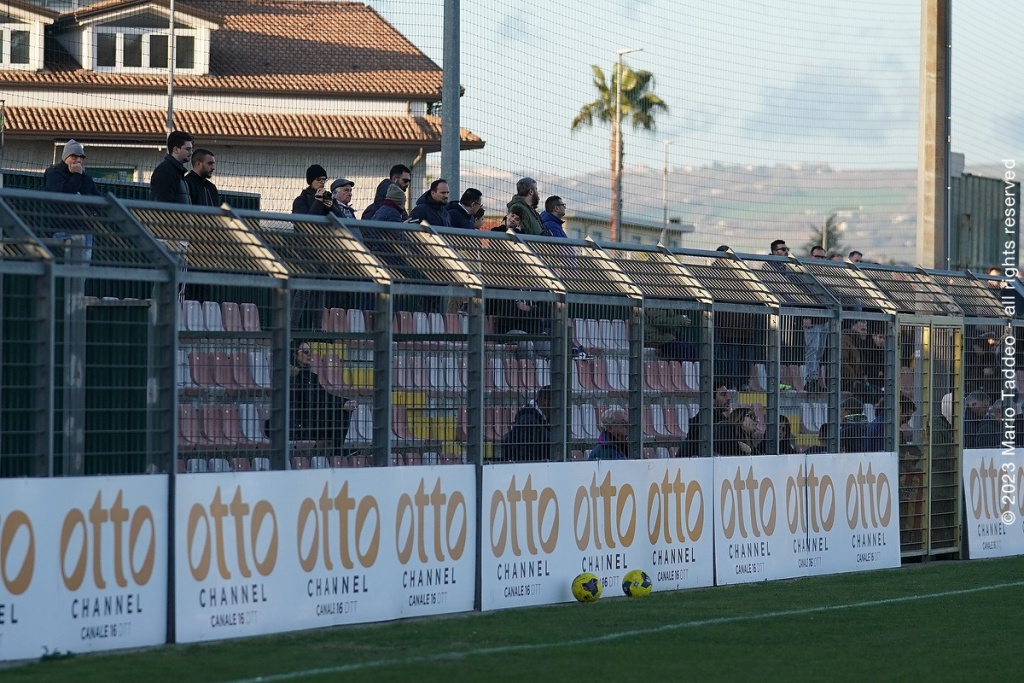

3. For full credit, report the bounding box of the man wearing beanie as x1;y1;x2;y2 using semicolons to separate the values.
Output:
150;130;194;204
371;183;410;222
292;163;333;215
44;140;100;196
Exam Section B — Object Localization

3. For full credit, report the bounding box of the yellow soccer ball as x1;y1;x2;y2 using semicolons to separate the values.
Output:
571;572;602;602
621;569;653;597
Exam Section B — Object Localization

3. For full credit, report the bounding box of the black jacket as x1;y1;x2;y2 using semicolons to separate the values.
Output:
150;154;191;204
184;172;220;207
409;191;451;227
361;178;395;220
292;187;331;216
501;405;551;462
446;200;475;229
44;162;101;196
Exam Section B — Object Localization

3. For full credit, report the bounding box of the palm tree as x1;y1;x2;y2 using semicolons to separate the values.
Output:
571;64;668;242
802;214;849;256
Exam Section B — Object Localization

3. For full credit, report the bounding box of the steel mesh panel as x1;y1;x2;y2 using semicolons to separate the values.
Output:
126;204;281;275
242;214;387;281
436;228;560;292
603;246;711;302
354;222;478;286
2;193;163;268
859;266;962;316
800;261;895;313
744;257;832;308
928;271;1007;318
523;238;639;297
669;251;777;307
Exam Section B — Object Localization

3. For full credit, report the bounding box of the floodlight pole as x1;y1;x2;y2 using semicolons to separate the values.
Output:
440;0;461;199
662;139;678;240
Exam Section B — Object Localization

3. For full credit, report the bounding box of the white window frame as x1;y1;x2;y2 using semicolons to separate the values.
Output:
92;27;199;73
0;22;39;70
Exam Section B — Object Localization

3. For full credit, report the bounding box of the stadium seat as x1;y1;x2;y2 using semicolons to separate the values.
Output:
240;303;262;333
185;458;208;473
178;403;202;451
290;456;310;470
221;301;243;332
310;456;331;469
181;300;206;332
231;457;252;472
208;457;231;473
202;301;225;333
252;457;271;472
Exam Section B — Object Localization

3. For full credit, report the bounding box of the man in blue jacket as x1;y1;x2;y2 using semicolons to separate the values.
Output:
409;178;452;227
539;195;568;237
150;130;194;204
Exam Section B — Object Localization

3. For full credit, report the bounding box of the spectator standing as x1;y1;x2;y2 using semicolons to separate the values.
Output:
184;148;219;207
839;396;870;453
501;387;552;462
292;164;333;215
447;188;483;229
507;177;544;235
473;208;486;230
848;250;863;263
329;178;357;220
589;409;631;460
362;164;411;219
644;308;695;361
409;178;452;226
372;184;410;222
802;245;829;392
45;140;100;196
150;130;194;204
769;239;790;257
539;196;568;237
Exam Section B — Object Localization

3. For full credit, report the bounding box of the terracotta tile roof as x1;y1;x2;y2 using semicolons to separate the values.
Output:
2;1;60;20
3;0;445;99
3;106;484;150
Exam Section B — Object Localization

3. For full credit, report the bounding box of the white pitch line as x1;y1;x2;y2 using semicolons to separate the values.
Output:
224;580;1024;683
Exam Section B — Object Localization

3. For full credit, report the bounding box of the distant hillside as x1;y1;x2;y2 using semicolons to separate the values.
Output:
453;162;918;264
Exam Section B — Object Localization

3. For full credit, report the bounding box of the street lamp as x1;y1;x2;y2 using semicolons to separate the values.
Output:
662;139;679;242
614;47;642;242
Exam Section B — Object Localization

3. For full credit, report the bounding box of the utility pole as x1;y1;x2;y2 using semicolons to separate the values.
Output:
440;0;461;199
917;0;951;268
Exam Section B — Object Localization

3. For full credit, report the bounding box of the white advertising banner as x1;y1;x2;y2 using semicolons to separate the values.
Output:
805;453;901;575
0;476;168;662
963;448;1024;559
714;453;900;585
174;466;476;643
480;459;715;611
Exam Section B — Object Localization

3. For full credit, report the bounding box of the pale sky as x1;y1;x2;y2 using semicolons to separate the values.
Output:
371;0;1022;178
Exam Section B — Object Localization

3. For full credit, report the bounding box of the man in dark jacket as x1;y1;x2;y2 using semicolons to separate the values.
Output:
150;130;194;203
184;148;219;207
329;178;358;220
446;188;482;229
409;178;452;226
361;164;412;219
507;177;544;235
539;195;568;237
502;387;552;462
292;164;333;215
44;140;101;196
371;184;410;222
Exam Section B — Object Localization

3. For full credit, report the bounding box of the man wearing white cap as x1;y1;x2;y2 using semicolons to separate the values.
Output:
44;140;100;196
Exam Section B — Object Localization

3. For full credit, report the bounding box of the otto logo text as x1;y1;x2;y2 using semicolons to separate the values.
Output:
188;486;277;581
395;478;467;564
298;482;379;571
490;475;558;557
845;463;892;530
720;467;777;540
647;469;704;544
574;471;636;551
787;464;835;534
62;491;156;591
1;509;34;595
